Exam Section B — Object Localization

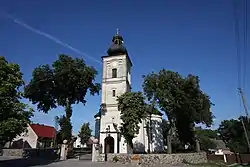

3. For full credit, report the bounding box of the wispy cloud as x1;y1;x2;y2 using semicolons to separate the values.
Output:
6;14;102;65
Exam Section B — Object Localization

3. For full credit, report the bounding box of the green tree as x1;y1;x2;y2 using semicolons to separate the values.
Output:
24;55;101;112
117;92;147;153
78;122;92;146
143;69;214;153
218;116;250;153
196;127;217;151
0;56;33;146
24;55;100;141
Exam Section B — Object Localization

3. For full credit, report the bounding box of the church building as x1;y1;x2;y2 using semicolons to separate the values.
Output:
94;30;164;154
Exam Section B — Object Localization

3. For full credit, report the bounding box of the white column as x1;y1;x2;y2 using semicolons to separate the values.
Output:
60;143;68;160
92;144;99;162
113;133;118;153
223;154;227;163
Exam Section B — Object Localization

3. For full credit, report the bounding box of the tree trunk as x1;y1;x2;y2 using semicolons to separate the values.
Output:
127;139;133;154
193;126;200;152
195;139;200;152
167;128;172;154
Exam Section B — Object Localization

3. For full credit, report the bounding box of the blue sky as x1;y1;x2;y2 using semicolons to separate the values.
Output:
0;0;249;134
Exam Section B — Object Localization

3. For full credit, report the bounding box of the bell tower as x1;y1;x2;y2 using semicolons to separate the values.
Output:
99;29;132;153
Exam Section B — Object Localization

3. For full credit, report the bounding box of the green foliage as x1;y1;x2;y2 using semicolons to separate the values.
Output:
117;92;147;151
78;122;92;145
143;69;214;152
0;56;33;144
112;155;119;162
196;127;219;139
196;127;217;151
218;116;250;153
56;131;63;144
24;54;101;113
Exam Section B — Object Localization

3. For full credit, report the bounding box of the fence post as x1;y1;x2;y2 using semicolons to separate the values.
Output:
223;154;227;163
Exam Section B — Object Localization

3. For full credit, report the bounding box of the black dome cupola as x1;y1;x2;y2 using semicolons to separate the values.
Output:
107;29;128;56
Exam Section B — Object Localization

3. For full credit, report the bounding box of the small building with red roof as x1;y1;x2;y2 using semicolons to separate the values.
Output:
11;123;56;149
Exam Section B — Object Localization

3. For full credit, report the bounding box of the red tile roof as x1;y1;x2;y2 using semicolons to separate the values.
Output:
30;124;56;138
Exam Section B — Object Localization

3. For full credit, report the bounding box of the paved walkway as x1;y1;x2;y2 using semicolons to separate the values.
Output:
0;157;128;167
0;156;186;167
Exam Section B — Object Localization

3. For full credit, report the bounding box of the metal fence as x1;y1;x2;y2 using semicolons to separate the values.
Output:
207;153;250;164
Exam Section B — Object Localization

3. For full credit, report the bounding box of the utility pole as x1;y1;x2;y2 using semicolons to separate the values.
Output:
238;88;250;152
240;117;250;152
239;88;249;122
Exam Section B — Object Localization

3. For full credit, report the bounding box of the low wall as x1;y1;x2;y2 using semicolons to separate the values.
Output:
106;152;207;166
1;148;59;160
2;149;24;157
25;148;59;160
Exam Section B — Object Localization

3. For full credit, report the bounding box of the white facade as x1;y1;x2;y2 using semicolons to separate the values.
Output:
99;53;132;153
132;114;164;153
73;136;87;148
12;125;38;148
97;32;164;154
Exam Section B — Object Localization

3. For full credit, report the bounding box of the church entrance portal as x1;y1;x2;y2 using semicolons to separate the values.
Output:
104;136;114;153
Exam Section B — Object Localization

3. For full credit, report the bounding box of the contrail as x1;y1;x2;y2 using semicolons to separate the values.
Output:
6;14;102;65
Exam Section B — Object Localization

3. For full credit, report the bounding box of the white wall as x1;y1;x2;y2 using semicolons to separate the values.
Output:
151;114;164;152
100;54;131;154
12;125;38;148
73;136;86;148
132;115;164;153
215;149;224;155
133;119;148;153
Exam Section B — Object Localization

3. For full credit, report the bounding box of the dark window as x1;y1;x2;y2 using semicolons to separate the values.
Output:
112;68;117;78
112;90;116;97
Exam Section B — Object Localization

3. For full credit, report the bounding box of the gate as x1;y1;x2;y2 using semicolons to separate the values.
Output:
73;147;92;161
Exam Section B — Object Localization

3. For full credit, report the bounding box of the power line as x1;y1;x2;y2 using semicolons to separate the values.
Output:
233;0;250;152
243;0;248;89
233;0;242;88
233;0;249;116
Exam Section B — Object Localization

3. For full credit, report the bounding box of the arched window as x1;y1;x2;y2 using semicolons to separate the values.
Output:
112;90;116;97
112;68;117;78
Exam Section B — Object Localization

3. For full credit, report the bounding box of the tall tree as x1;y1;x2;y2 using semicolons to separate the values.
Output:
218;116;250;153
0;56;33;146
24;55;101;141
78;122;92;146
143;69;214;153
24;55;101;112
117;92;147;153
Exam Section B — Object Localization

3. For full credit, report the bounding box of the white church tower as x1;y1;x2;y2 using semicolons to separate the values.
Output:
98;29;132;154
94;30;164;154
